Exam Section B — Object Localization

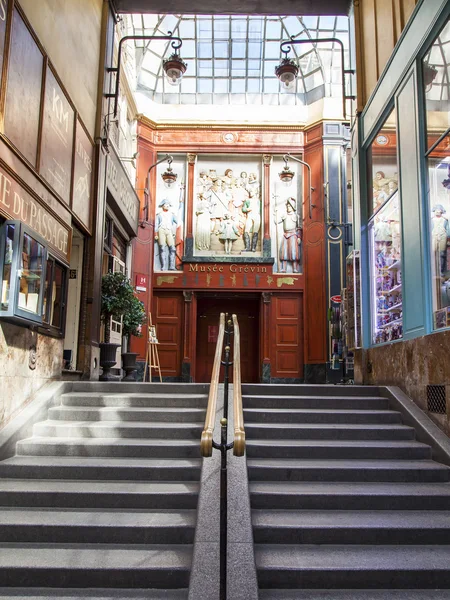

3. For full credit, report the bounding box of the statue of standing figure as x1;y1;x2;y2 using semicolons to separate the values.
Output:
277;197;302;273
155;199;178;270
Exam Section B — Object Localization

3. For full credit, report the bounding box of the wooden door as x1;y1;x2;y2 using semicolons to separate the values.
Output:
196;296;259;383
153;292;184;378
270;293;304;380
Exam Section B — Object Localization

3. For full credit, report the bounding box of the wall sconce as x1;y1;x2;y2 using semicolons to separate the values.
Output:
275;36;355;120
119;151;140;169
279;154;316;219
141;154;176;227
279;155;295;184
106;33;186;119
161;157;178;188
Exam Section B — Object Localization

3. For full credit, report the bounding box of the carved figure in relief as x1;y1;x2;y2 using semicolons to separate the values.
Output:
155;199;178;271
219;214;240;254
195;194;212;250
242;190;261;251
277;197;302;273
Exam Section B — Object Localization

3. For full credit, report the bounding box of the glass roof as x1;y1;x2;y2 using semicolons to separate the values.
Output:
126;14;350;106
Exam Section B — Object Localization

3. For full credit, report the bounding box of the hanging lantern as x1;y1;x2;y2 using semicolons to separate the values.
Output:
279;157;295;185
275;58;298;90
163;53;187;86
161;163;178;188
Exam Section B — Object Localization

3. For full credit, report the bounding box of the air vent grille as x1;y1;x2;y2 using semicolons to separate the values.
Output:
426;385;447;414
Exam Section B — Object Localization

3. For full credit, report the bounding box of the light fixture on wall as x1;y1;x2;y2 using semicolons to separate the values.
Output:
119;151;140;169
279;155;295;184
141;154;176;227
161;157;178;188
105;33;186;119
278;153;316;219
275;36;355;120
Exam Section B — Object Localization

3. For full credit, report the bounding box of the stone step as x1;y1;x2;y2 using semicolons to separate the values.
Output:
33;421;203;440
0;543;192;588
247;459;450;482
255;544;450;588
0;591;189;600
61;393;207;409
243;395;389;410
0;479;199;509
71;382;209;395
249;481;450;510
245;440;431;460
0;509;197;544
258;591;450;599
16;437;202;459
252;510;450;544
243;408;403;424
241;384;382;397
245;423;415;440
48;406;206;423
0;456;202;481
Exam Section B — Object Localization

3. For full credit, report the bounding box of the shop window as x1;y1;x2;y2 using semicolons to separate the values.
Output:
369;191;403;345
423;20;450;330
42;257;66;332
367;108;399;217
0;220;67;333
422;19;450;150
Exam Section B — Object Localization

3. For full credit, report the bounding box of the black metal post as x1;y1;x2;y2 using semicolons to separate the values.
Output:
212;314;234;600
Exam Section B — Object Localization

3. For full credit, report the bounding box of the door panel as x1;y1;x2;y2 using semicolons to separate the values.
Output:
196;296;259;383
271;293;303;379
153;293;183;378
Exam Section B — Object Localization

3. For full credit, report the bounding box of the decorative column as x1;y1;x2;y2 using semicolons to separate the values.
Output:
262;154;272;256
261;292;272;383
184;153;197;258
182;290;196;382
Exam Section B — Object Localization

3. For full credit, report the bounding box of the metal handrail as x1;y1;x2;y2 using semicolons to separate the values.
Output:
200;312;225;458
232;314;245;456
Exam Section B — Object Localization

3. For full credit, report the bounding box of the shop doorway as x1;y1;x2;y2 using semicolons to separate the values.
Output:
196;295;260;383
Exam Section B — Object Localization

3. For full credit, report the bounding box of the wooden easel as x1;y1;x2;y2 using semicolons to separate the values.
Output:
144;312;162;382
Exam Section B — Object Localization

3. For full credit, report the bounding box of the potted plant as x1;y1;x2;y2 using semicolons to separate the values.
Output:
100;271;141;381
121;293;146;381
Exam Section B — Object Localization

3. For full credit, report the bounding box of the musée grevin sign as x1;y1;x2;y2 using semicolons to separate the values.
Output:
0;166;71;264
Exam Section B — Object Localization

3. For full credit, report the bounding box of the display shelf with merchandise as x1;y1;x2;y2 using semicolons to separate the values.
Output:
369;191;403;345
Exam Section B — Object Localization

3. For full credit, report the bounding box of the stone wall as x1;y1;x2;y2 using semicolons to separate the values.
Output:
0;322;63;429
354;329;450;435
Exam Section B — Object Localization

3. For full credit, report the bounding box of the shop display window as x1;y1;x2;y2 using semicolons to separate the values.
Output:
369;192;403;344
422;20;450;330
345;249;361;350
0;220;67;333
367;108;398;217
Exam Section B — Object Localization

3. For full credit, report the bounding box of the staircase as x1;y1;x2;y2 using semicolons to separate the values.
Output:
243;384;450;599
0;382;208;599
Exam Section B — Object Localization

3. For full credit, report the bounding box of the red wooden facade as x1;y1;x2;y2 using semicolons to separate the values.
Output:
130;118;327;383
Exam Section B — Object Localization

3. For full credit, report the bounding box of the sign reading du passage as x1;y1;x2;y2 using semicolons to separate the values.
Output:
0;166;71;263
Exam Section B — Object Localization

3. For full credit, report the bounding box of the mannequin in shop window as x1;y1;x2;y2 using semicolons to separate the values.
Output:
155;199;178;271
431;204;450;279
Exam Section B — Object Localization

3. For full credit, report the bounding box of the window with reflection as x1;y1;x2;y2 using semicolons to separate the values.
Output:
423;20;450;330
423;19;450;151
18;232;44;315
1;223;15;311
42;256;66;331
367;109;398;217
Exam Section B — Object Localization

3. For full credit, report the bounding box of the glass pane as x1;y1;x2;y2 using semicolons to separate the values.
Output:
369;192;403;344
266;20;281;40
231;19;247;40
42;258;53;322
214;41;228;58
51;264;64;329
423;20;450;150
214;79;229;93
232;42;246;59
368;108;398;215
427;135;450;328
214;60;228;76
1;224;15;311
18;232;44;315
214;18;229;39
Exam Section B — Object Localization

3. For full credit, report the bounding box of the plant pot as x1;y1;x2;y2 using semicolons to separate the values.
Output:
99;342;121;381
121;352;139;382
